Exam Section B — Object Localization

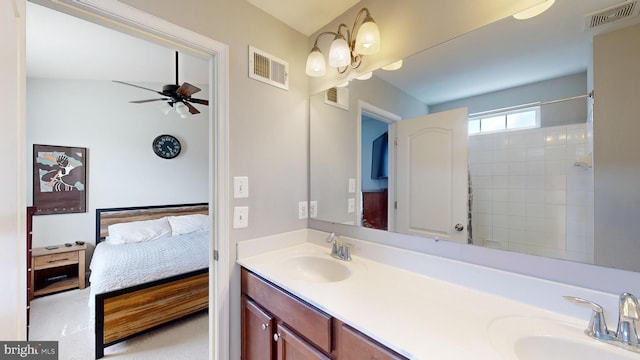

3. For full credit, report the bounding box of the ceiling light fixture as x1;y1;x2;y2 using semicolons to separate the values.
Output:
513;0;555;20
306;8;380;77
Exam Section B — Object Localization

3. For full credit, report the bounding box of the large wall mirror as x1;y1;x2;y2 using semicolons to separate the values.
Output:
310;0;640;272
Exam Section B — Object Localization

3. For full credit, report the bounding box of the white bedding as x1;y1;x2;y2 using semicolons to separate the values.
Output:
88;229;209;310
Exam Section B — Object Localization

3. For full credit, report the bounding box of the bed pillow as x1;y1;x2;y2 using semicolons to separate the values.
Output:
167;214;209;236
106;217;172;245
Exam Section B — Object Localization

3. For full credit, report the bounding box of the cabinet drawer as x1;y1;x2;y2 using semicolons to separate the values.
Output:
34;251;79;269
242;268;332;354
339;323;408;360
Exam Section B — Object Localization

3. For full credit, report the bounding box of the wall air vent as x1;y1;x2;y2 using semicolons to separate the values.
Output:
249;46;289;90
324;87;349;110
586;1;639;29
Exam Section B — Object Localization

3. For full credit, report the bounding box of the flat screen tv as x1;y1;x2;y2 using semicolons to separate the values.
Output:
371;132;388;179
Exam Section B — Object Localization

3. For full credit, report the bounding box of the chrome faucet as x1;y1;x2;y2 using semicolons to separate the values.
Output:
325;232;351;261
565;292;640;353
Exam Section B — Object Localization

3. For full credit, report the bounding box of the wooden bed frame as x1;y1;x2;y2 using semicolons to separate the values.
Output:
94;203;210;359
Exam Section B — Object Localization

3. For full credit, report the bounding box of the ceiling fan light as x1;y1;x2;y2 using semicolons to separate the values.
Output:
306;46;326;77
355;17;380;55
329;36;351;68
175;102;190;117
159;102;173;115
513;0;555;20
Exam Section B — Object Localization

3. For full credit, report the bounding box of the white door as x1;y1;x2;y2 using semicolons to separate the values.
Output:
394;108;469;243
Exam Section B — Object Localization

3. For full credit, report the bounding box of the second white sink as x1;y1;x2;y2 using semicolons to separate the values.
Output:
487;316;639;360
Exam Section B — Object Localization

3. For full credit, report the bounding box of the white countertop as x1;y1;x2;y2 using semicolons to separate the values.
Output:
236;230;623;359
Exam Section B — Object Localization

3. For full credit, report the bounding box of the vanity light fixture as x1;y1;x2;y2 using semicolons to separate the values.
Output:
305;8;380;77
513;0;555;20
382;59;403;71
355;72;373;80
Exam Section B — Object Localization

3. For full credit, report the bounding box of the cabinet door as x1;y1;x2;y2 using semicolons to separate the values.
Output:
242;296;275;360
275;323;329;360
339;323;407;360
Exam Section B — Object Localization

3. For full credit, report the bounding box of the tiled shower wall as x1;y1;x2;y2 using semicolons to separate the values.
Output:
468;123;594;263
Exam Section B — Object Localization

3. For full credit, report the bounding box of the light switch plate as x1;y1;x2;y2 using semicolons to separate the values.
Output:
233;206;249;228
348;178;356;193
309;201;318;218
233;176;249;198
348;198;355;213
298;201;308;219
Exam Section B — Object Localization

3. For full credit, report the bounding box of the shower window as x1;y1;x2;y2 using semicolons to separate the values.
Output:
469;106;540;135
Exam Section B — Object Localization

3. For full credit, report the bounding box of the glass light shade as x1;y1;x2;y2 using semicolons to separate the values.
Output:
328;37;351;67
355;20;380;55
382;59;403;71
159;102;173;115
175;102;190;117
355;72;372;80
513;0;555;20
305;49;326;77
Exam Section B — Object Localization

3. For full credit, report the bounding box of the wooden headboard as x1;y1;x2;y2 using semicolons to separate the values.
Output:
95;203;209;243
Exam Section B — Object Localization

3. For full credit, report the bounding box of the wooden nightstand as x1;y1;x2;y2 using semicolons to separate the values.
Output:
31;243;87;297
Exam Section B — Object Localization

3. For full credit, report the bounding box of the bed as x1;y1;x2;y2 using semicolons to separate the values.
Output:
91;203;210;359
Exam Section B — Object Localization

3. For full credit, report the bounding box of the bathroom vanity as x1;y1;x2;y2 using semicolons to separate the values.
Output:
237;230;640;359
241;268;406;359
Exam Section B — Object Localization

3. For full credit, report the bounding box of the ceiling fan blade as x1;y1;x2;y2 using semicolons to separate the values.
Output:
113;80;164;95
129;98;170;104
177;82;201;97
185;102;200;115
188;98;209;106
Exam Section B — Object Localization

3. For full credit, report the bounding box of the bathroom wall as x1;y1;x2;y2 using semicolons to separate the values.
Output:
469;123;593;263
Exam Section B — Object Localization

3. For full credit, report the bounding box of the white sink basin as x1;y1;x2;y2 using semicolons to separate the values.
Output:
488;317;639;360
281;255;351;283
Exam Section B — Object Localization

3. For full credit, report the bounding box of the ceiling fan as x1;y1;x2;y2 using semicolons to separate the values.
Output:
113;51;208;117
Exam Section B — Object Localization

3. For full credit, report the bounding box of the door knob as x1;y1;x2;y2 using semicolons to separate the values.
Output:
455;224;464;231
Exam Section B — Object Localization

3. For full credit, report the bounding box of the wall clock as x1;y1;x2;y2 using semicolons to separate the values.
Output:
152;134;182;159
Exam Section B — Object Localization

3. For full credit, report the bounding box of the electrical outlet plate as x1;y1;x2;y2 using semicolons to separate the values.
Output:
309;201;318;218
298;201;308;219
348;198;355;213
233;206;249;228
348;178;356;193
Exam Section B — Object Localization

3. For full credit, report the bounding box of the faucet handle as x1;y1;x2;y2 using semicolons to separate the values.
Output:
344;244;352;261
616;292;640;346
564;295;615;340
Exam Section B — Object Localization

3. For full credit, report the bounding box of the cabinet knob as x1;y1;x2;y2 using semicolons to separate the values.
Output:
454;223;464;232
273;333;280;342
261;323;269;331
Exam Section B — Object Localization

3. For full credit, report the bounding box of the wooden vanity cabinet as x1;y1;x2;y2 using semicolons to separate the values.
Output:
242;297;275;359
241;268;332;359
241;267;406;360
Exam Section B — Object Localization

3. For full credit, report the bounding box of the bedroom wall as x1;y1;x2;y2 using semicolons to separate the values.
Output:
27;78;210;256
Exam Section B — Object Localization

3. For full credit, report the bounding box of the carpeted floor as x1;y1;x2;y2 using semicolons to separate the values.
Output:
29;288;209;359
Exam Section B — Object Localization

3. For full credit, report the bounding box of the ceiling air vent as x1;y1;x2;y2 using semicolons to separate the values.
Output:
586;1;639;29
249;46;289;90
324;87;349;110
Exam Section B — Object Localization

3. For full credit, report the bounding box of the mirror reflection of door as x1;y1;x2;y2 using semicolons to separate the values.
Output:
395;108;469;243
361;114;390;230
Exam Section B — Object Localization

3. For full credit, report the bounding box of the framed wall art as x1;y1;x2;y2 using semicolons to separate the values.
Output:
33;144;87;215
